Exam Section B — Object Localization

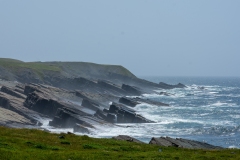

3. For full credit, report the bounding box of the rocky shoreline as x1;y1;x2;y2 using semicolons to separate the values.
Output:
0;59;222;149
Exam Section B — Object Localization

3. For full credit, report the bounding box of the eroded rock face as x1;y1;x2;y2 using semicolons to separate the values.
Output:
0;75;184;136
24;91;66;118
99;103;153;123
149;137;223;149
49;107;92;128
0;91;41;125
1;86;26;99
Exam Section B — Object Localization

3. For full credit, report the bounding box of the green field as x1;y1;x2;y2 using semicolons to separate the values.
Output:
0;126;239;160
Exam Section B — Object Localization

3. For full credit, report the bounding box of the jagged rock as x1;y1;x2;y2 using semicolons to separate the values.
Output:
24;85;42;95
74;123;90;133
119;97;140;107
0;91;42;125
106;113;117;123
24;91;66;117
1;86;26;99
112;135;144;143
107;103;154;123
49;107;97;128
198;86;205;90
159;82;186;89
94;109;108;120
121;84;142;96
149;137;223;149
158;92;171;96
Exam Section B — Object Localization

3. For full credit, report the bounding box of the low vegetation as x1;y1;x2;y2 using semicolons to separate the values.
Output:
0;58;136;81
0;126;239;160
0;58;61;72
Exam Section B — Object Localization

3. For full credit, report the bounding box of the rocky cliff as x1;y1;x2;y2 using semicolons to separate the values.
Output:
0;58;186;133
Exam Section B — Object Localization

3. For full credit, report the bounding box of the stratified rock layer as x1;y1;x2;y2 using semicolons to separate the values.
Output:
149;137;223;149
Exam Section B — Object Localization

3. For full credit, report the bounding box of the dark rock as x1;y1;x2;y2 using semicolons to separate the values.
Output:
59;135;65;139
149;137;223;149
159;82;186;89
73;123;90;133
24;85;42;95
49;107;95;128
81;99;99;111
94;109;108;120
1;86;26;99
112;135;144;144
97;80;125;95
0;91;42;125
103;108;109;113
158;92;171;96
198;86;205;90
107;102;154;123
121;84;142;96
133;97;169;107
24;91;66;118
14;88;25;94
106;113;117;123
119;97;140;107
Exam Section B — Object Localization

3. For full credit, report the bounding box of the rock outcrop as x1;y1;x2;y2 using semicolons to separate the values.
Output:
159;82;186;89
112;135;144;144
149;137;223;149
121;84;142;96
0;59;192;147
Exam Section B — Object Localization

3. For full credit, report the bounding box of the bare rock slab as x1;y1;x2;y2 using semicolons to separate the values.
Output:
149;137;223;149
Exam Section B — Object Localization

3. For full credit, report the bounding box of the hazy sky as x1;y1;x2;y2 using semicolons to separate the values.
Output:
0;1;239;76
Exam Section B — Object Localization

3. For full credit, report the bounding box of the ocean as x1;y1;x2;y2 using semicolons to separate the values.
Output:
41;76;240;148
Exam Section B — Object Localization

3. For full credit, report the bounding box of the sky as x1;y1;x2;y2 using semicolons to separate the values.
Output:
0;1;239;77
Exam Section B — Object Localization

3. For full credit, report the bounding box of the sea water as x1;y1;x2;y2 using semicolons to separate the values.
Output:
41;76;240;148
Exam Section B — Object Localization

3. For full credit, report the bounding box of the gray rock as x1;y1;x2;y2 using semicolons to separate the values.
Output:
112;135;144;144
149;137;223;149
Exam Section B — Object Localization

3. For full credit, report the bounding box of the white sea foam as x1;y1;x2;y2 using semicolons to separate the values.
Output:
39;118;73;133
228;145;239;149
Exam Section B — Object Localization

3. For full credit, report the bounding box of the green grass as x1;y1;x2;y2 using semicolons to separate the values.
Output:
0;58;61;72
0;58;136;79
0;126;239;160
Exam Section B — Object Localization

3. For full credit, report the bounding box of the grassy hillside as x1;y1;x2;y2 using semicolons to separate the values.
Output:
0;126;239;160
0;58;136;82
